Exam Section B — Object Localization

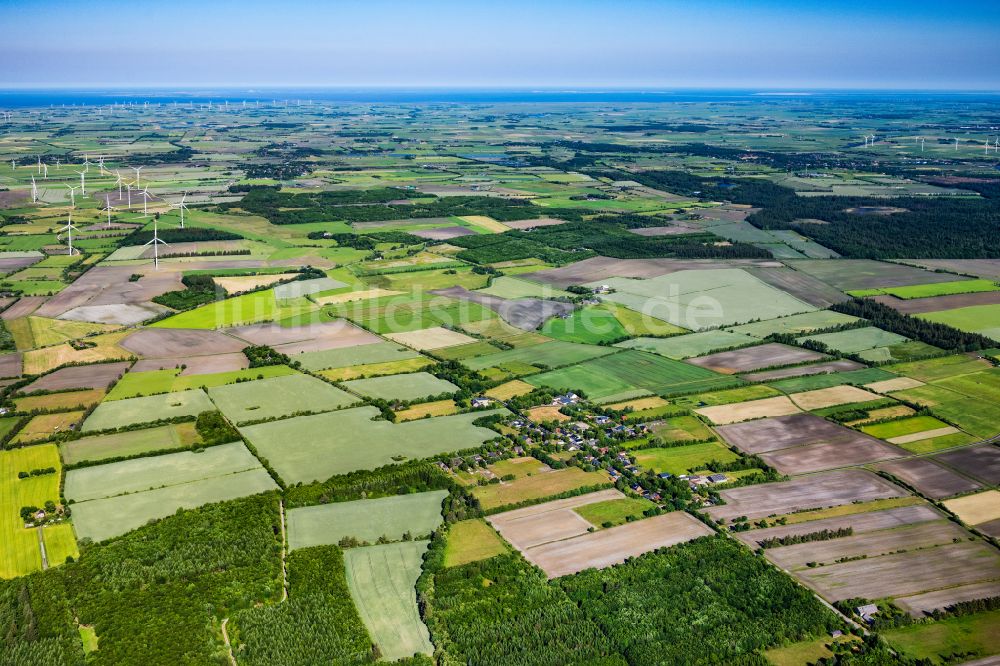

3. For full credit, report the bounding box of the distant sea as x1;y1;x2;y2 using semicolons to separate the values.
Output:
0;88;998;107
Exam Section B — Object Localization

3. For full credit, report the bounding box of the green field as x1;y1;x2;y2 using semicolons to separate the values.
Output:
850;278;1000;299
894;431;978;454
294;341;422;372
208;373;357;423
887;354;992;382
860;415;954;439
341;371;458;402
542;307;627;344
918;304;1000;342
82;389;216;432
526;350;741;401
591;269;815;331
884;610;1000;664
767;368;897;394
106;365;296;400
240;407;505;484
478;276;571;299
59;422;200;465
462;339;615;372
892;384;1000;438
65;442;263;502
797;326;909;353
442;519;508;568
0;445;69;578
153;289;319;329
67;443;276;542
573;497;656;527
472;466;610;510
287;490;447;550
633;442;739;476
617;330;758;359
344;541;434;661
647;415;716;442
670;384;781;408
727;310;861;337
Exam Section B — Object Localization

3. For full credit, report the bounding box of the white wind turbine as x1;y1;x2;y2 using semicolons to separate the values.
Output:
58;210;81;256
141;185;151;217
955;137;960;150
145;217;169;270
170;191;189;228
82;155;90;173
76;168;86;195
66;184;78;207
132;165;143;189
42;163;48;179
126;181;133;210
115;171;123;200
30;176;38;203
104;194;114;228
98;155;106;175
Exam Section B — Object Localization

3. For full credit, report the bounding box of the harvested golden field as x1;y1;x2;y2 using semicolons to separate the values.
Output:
22;331;134;375
485;379;535;401
789;385;883;410
696;396;800;425
394;399;459;422
944;490;1000;525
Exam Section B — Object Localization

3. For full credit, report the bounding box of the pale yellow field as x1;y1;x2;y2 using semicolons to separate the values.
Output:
944;491;1000;525
384;326;477;351
458;215;510;233
696;396;800;425
317;357;432;382
28;317;119;348
485;380;536;401
789;385;882;411
22;330;134;375
865;377;925;393
314;288;403;305
12;411;86;444
606;396;670;411
214;273;296;293
526;404;571;423
394;399;459;421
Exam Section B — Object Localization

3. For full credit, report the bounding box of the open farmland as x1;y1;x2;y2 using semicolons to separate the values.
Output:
616;330;757;359
294;341;421;371
59;422;199;465
705;470;907;522
877;458;982;498
240;407;505;484
207;373;356;423
66;443;276;542
106;364;295;400
82;389;215;432
344;541;433;661
341;372;458;402
787;259;966;292
287;490;447;549
686;343;826;374
934;445;1000;485
527;349;741;401
473;466;610;510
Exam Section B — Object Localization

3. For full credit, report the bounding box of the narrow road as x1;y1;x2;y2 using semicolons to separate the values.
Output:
221;618;236;666
37;527;48;569
279;499;288;602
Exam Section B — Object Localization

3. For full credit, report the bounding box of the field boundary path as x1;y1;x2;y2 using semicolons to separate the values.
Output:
37;527;48;569
221;618;236;666
279;499;288;602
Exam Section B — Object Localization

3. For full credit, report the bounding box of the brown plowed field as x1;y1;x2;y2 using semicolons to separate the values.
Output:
687;343;826;374
705;470;905;522
877;458;982;499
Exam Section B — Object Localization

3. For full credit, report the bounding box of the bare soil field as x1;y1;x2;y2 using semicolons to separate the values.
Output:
901;259;1000;280
0;189;30;208
1;296;47;320
877;458;982;499
0;352;22;378
133;352;250;375
695;396;800;425
716;413;871;454
747;266;851;308
496;217;567;230
525;511;713;578
979;518;1000;538
121;328;246;358
760;437;904;475
796;541;1000;602
34;265;181;321
0;255;42;275
487;490;623;550
524;257;782;288
766;520;967;570
873;291;1000;315
789;385;883;410
896;581;1000;617
734;504;942;549
740;359;865;382
231;319;380;353
935;445;1000;485
687;343;826;374
22;361;131;392
432;286;573;331
384;326;477;351
740;359;864;382
410;226;476;240
705;469;906;522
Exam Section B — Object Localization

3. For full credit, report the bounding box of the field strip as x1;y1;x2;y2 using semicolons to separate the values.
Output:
887;426;960;445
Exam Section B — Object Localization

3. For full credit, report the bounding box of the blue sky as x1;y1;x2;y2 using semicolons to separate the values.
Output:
1;0;998;89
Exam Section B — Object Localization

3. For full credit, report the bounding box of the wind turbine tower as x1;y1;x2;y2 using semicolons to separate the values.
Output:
66;185;78;207
132;165;143;189
104;195;114;228
145;218;169;270
171;192;189;228
59;210;81;256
